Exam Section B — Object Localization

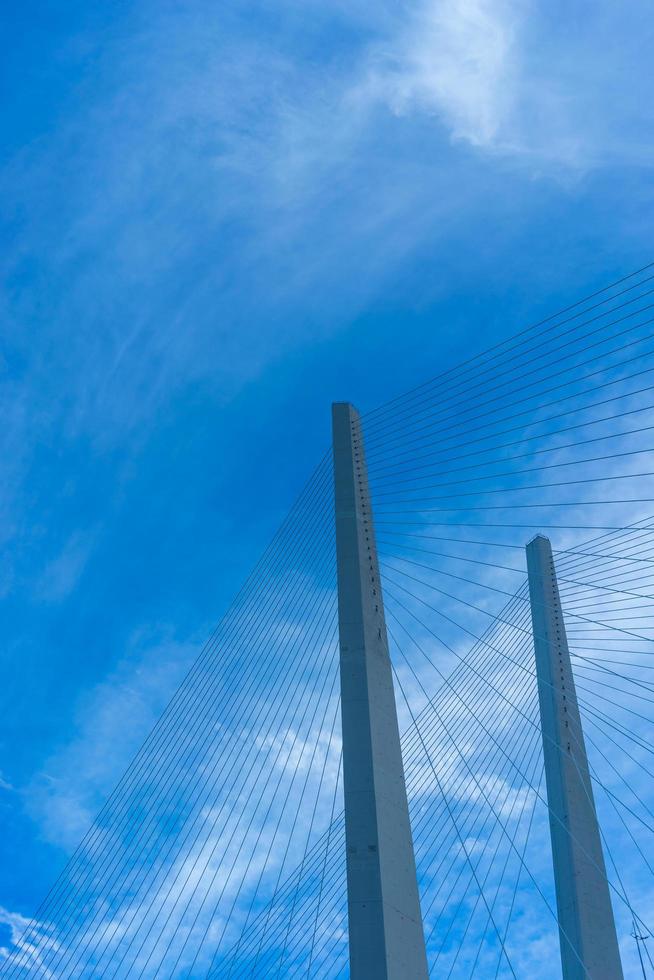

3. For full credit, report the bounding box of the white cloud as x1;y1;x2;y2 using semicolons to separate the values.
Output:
349;0;653;173
363;0;523;149
0;907;60;979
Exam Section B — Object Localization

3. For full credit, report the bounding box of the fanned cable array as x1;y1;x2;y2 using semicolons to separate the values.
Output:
2;454;342;978
3;263;654;978
361;262;654;977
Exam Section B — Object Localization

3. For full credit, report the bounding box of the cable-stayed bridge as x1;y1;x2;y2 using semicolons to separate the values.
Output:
3;264;654;978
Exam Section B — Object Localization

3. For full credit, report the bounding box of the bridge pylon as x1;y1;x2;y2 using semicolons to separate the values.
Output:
527;534;624;980
332;402;429;980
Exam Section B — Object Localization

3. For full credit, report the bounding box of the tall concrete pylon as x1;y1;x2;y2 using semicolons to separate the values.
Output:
526;534;623;980
332;402;429;980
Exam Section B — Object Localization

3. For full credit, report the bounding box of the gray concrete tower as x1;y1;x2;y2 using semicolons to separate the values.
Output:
526;534;623;980
332;402;429;980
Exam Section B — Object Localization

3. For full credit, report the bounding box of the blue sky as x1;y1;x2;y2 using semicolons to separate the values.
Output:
1;0;653;974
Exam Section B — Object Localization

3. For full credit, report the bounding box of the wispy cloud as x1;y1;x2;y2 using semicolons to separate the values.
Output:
35;530;96;603
350;0;653;171
25;627;197;851
361;0;524;149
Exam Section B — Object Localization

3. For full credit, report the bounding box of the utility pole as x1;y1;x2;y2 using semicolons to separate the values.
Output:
332;402;429;980
526;534;623;980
